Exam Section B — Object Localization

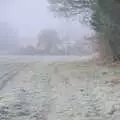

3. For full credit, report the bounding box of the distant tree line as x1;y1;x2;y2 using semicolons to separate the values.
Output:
18;29;91;56
0;22;91;56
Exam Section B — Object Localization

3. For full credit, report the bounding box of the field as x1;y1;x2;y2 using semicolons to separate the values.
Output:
0;55;120;120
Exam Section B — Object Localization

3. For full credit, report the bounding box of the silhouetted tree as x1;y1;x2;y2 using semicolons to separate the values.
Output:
37;29;61;54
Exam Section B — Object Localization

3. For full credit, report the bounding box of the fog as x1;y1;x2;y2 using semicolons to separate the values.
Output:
0;0;93;55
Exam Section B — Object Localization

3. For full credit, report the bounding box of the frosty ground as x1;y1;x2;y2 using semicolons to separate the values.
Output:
0;55;120;120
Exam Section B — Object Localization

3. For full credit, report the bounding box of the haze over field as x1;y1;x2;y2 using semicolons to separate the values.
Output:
0;0;92;48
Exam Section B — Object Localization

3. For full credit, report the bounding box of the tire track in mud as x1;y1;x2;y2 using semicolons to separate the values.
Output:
0;63;29;90
28;72;52;120
0;63;53;120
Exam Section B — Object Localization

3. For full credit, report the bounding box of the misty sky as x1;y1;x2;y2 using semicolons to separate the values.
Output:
0;0;92;46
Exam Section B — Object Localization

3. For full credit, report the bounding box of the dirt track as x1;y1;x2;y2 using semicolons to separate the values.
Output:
0;56;120;120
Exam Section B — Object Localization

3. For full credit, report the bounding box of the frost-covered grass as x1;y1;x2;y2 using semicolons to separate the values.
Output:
0;55;120;119
48;61;120;120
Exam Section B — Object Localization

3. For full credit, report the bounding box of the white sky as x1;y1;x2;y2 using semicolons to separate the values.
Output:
0;0;92;46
